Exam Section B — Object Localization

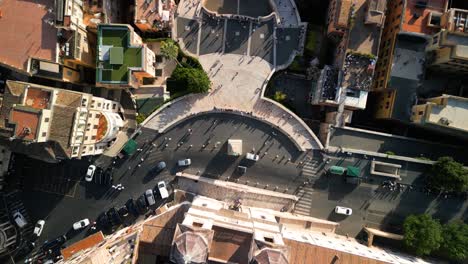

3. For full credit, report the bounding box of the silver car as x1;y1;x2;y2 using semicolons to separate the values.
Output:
145;189;156;206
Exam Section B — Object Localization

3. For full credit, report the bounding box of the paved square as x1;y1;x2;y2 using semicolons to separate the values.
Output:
224;19;250;55
177;17;200;55
200;14;225;55
250;20;275;64
276;27;301;66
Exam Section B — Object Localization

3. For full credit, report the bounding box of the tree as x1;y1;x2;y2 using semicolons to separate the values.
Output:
171;67;210;94
186;68;211;93
403;214;443;256
160;40;181;66
428;157;468;193
273;91;287;102
439;221;468;262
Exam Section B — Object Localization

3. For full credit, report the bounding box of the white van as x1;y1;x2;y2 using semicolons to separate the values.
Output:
246;153;259;161
13;211;27;228
157;181;169;199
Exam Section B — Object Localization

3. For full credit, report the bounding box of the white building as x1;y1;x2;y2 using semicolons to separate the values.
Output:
0;81;124;162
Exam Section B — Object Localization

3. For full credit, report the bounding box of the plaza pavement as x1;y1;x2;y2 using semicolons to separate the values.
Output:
145;0;321;151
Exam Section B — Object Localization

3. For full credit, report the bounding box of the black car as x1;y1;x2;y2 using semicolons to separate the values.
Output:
125;198;138;216
95;167;103;181
42;235;66;252
107;207;122;226
118;206;129;218
136;195;148;214
103;168;114;185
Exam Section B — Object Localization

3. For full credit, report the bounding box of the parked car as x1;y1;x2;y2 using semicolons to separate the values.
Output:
33;220;45;237
42;235;67;252
178;158;191;166
157;181;169;199
85;165;96;182
335;206;352;216
94;167;103;183
246;153;259;161
154;161;167;173
96;212;110;229
103;168;113;186
13;211;27;228
136;195;148;214
73;218;90;230
107;207;122;226
145;189;156;206
237;166;247;175
118;206;129;218
125;198;138;216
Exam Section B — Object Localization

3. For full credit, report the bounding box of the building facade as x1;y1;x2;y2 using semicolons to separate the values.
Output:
411;94;468;138
96;24;156;89
372;0;449;120
134;0;176;33
0;81;124;162
59;193;433;264
426;8;468;74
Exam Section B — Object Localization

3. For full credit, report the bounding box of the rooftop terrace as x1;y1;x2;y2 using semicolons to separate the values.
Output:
24;88;52;110
97;26;143;83
347;0;384;56
402;0;447;35
342;52;376;91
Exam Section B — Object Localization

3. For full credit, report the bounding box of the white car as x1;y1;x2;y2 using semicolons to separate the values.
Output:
33;220;45;237
13;211;27;228
145;189;156;206
335;206;352;216
73;218;90;230
246;153;259;161
157;181;169;199
85;165;96;182
178;159;191;166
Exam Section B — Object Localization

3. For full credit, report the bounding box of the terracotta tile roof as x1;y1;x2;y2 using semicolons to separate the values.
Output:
209;226;252;264
0;0;57;72
55;90;82;108
61;231;105;260
48;104;75;158
10;108;40;141
0;81;24;132
138;204;188;257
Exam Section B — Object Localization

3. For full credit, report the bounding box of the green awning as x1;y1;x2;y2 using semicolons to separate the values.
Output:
122;139;137;155
347;166;360;177
329;166;345;175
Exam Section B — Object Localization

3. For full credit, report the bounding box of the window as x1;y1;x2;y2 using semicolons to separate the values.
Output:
264;237;274;243
419;111;423;115
85;136;88;140
91;136;96;140
66;70;73;77
42;132;47;137
155;69;163;77
44;117;50;122
156;55;164;63
97;103;101;107
94;125;98;129
112;104;117;110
